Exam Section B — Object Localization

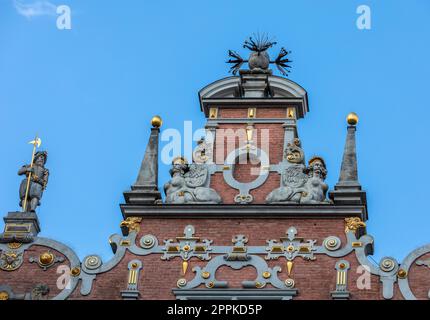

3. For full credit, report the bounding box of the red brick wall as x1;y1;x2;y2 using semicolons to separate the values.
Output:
210;107;286;204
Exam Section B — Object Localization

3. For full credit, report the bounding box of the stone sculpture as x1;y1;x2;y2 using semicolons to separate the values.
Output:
164;157;221;204
18;151;49;212
300;157;330;204
266;156;330;204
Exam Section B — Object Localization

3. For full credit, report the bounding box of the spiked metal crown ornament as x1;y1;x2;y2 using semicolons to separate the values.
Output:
227;34;292;76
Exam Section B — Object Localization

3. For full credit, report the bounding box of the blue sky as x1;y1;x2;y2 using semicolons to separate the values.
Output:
0;0;429;263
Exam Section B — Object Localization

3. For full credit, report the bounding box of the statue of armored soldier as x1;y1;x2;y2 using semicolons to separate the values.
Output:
18;151;49;212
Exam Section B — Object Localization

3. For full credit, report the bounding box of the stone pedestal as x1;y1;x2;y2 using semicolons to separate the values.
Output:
239;71;272;97
0;211;40;243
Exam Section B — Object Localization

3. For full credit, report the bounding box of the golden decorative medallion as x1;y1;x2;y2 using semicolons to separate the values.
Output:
262;271;271;279
0;251;23;271
201;271;210;279
39;252;54;266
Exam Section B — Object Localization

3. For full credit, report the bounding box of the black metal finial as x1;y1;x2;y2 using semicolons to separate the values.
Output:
226;33;292;76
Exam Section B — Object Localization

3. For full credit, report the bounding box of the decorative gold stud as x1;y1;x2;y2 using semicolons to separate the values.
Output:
201;271;210;279
70;267;81;277
398;269;407;279
39;252;54;266
262;271;271;279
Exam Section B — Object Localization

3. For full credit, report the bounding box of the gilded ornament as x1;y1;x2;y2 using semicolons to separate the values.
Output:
346;112;359;126
0;251;23;271
7;242;22;250
182;261;189;275
398;269;407;279
262;271;271;279
120;217;142;234
201;271;210;279
71;267;81;277
345;217;366;233
0;291;9;300
151;115;163;128
286;261;293;276
39;252;54;266
285;138;304;164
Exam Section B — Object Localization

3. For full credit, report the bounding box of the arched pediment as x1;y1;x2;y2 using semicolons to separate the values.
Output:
198;75;309;118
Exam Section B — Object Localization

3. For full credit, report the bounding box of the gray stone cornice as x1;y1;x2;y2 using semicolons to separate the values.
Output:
120;204;366;220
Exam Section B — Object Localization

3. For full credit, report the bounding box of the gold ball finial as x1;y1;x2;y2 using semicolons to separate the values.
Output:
346;112;359;126
151;115;162;128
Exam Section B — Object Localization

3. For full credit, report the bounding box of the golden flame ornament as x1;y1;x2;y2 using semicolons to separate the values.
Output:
182;260;189;275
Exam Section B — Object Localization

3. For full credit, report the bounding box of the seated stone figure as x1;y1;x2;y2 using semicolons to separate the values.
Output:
300;157;331;204
266;156;330;204
266;164;307;203
164;157;222;204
